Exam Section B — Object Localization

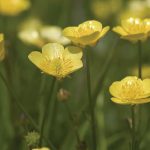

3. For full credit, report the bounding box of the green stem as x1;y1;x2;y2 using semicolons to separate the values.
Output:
131;105;136;150
138;41;142;79
0;72;56;150
64;102;81;145
39;77;56;146
92;38;119;107
85;49;97;150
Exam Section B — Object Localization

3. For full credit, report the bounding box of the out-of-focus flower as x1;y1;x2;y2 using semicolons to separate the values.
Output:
63;20;109;47
25;131;40;147
119;0;150;21
32;148;50;150
0;34;5;61
57;88;70;102
18;19;70;47
18;19;45;47
40;26;70;45
113;17;150;42
131;65;150;78
91;0;122;21
0;0;30;16
28;43;83;79
109;76;150;105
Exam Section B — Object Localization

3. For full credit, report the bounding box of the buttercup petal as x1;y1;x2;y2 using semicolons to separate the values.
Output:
62;27;78;38
42;43;64;59
99;26;110;38
64;46;83;59
112;26;127;36
109;81;122;99
28;51;45;69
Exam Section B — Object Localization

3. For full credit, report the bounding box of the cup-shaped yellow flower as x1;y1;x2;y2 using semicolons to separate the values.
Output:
109;76;150;105
0;0;30;16
32;147;50;150
28;43;83;79
113;17;150;42
0;34;5;61
63;20;110;47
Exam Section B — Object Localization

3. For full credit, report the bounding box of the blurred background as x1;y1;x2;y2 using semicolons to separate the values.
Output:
0;0;150;150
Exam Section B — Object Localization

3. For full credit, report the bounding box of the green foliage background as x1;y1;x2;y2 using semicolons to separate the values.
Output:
0;0;150;150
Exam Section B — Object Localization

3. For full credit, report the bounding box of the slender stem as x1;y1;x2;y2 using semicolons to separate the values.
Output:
64;102;81;145
0;72;56;150
131;105;136;150
39;77;56;146
138;41;142;79
92;38;119;107
85;49;97;150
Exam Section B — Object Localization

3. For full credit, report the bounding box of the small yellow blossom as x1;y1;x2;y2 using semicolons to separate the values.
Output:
63;20;110;47
109;76;150;105
28;43;83;79
113;17;150;42
0;0;30;16
0;34;5;61
32;147;50;150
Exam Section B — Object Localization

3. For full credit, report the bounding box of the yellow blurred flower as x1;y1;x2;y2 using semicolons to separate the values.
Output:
109;76;150;105
113;17;150;42
28;43;83;79
18;18;71;47
118;0;150;21
63;20;110;47
0;34;5;61
32;147;50;150
91;0;122;21
0;0;30;16
18;18;45;47
40;26;71;45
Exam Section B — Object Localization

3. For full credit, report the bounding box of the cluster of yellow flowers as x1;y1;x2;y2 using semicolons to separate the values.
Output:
28;20;109;79
1;17;150;106
0;0;30;16
27;18;150;105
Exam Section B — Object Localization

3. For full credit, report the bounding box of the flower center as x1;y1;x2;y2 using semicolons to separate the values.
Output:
40;57;73;78
120;79;144;100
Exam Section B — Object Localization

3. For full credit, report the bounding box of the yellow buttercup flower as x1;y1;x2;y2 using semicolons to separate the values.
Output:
32;147;50;150
63;20;110;47
113;17;150;42
0;34;5;61
109;76;150;105
28;43;83;79
0;0;30;16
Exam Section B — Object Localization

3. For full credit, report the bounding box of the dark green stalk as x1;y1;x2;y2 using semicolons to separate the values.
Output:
0;72;56;150
64;102;81;145
138;41;142;79
39;77;56;146
85;49;97;150
92;38;119;107
131;40;142;150
131;105;136;150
